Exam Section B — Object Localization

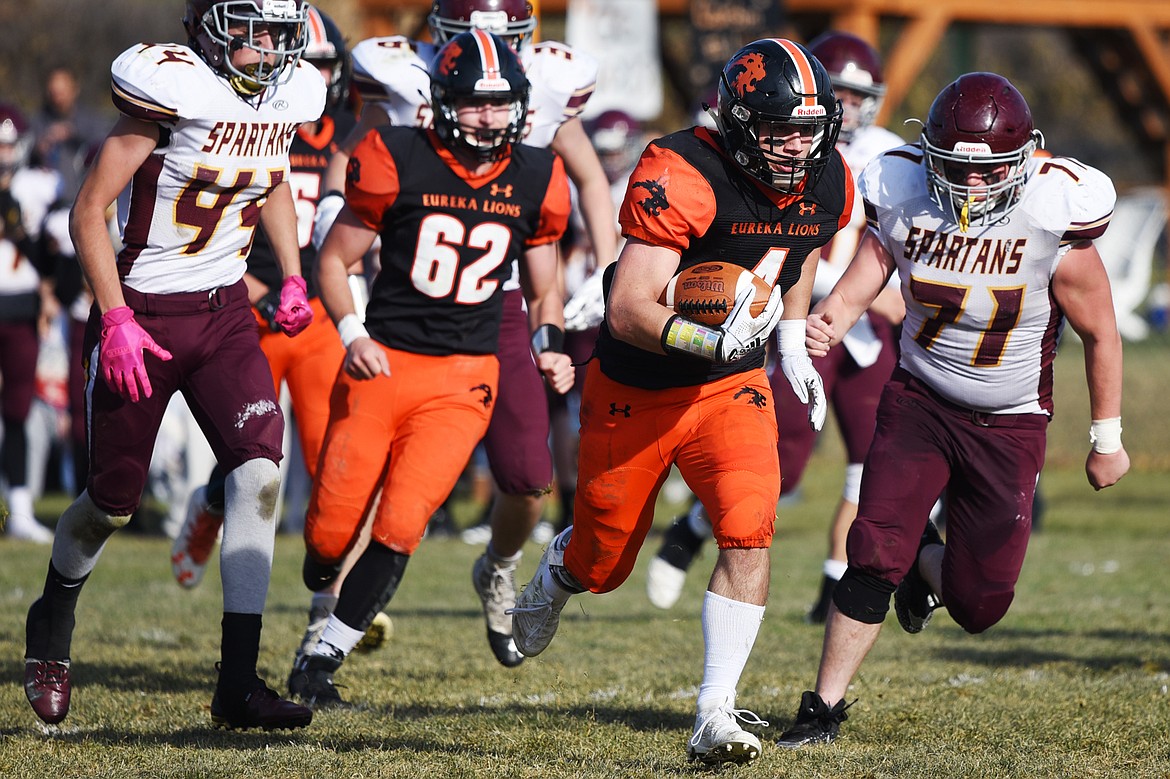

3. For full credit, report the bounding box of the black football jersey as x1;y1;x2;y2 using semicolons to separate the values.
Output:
348;127;569;356
247;108;357;297
598;127;852;389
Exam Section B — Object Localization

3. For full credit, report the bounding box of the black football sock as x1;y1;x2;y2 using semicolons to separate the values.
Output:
25;562;89;660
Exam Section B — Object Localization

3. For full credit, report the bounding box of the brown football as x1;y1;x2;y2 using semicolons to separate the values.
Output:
660;263;772;326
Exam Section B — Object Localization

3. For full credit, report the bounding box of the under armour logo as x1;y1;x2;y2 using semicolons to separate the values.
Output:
734;386;767;408
471;384;494;408
609;403;631;417
798;202;817;217
490;183;513;198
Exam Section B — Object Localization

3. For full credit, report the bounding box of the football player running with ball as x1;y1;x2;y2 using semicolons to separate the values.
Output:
511;39;851;767
286;30;572;708
24;0;324;730
775;72;1129;748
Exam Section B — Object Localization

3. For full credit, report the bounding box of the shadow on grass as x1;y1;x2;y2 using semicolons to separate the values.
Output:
0;658;250;696
3;701;696;757
917;624;1170;671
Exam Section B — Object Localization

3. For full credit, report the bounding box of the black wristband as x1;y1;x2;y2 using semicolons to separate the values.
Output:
531;323;565;354
322;190;345;201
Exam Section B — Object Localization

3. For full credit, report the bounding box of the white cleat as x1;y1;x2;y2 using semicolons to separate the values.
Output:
687;702;768;766
509;529;572;657
170;486;224;589
646;557;688;610
472;554;524;667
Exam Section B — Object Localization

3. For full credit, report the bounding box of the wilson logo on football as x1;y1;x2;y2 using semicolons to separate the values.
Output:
690;263;725;274
681;279;727;294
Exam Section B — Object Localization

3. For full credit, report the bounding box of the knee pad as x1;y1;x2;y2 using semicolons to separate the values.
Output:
225;458;281;522
60;490;133;539
832;568;896;624
710;479;776;549
948;588;1015;635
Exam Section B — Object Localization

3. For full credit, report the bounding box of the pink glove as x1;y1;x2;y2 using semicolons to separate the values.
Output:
274;275;313;337
99;306;173;403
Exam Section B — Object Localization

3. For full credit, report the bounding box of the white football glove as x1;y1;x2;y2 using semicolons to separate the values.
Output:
311;191;345;252
563;270;605;331
715;282;785;363
778;319;827;431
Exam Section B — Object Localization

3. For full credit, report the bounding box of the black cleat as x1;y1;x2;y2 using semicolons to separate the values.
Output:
775;691;851;749
211;679;312;730
288;653;348;708
805;573;838;624
894;519;944;634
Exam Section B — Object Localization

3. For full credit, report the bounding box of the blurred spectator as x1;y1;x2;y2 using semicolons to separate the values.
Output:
1;103;60;543
29;66;107;200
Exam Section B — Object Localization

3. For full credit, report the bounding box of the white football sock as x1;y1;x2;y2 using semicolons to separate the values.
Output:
220;458;280;615
696;590;765;712
314;615;365;658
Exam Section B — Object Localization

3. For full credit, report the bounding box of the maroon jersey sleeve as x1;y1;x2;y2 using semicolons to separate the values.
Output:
618;142;717;253
345;129;401;230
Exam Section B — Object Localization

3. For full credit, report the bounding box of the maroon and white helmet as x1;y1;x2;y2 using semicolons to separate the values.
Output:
429;0;536;52
183;0;310;95
0;104;30;175
807;31;885;142
920;72;1042;226
584;110;642;183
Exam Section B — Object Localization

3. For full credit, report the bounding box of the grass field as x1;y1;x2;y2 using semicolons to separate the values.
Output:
1;337;1169;778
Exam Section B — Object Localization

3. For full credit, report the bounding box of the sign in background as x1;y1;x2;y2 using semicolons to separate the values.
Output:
689;0;786;102
566;0;663;120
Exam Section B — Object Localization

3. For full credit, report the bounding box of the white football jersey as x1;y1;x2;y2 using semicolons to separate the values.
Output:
350;36;597;148
861;146;1115;415
110;43;325;294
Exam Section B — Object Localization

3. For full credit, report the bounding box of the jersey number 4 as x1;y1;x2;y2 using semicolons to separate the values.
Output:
176;166;284;256
412;214;512;304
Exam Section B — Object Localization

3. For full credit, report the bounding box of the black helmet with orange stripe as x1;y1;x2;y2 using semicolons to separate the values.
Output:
303;5;350;111
715;38;842;193
430;29;530;162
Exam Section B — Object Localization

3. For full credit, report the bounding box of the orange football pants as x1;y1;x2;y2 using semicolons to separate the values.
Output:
305;346;498;562
565;361;780;594
255;297;345;478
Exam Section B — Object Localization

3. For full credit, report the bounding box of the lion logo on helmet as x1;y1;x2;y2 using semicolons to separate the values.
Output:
729;52;767;96
438;41;464;76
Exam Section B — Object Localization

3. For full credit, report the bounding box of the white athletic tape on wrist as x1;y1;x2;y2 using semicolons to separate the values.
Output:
776;319;807;355
1089;417;1122;454
337;313;370;348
